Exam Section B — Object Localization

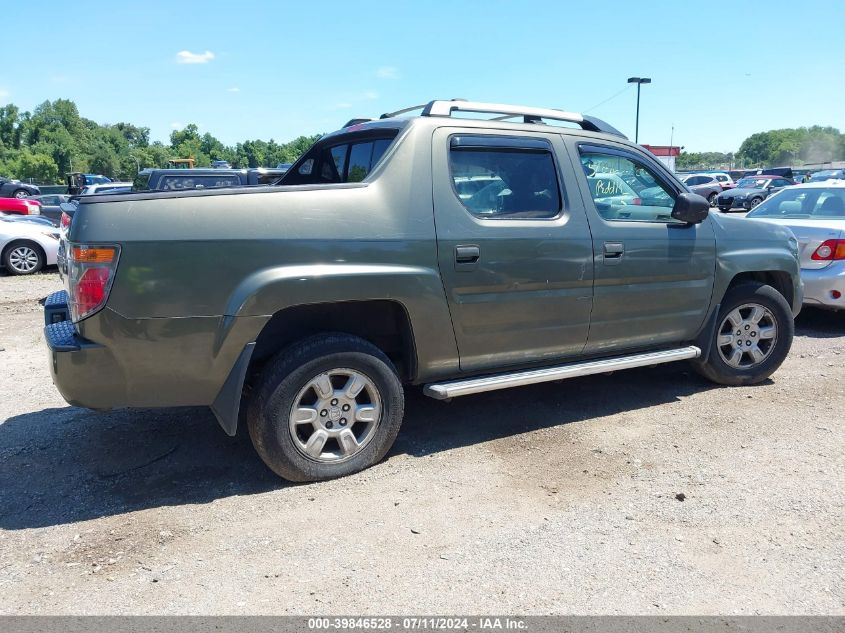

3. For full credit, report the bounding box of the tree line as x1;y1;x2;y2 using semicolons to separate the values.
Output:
0;99;323;184
676;126;845;170
2;98;842;180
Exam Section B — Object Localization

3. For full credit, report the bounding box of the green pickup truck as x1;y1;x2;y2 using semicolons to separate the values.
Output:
44;100;802;482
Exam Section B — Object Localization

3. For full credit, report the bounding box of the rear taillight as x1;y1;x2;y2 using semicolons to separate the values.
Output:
67;244;120;322
60;212;72;229
811;239;845;261
631;197;642;206
24;201;40;215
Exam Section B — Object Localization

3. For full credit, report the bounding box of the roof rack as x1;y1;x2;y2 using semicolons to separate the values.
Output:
418;99;626;139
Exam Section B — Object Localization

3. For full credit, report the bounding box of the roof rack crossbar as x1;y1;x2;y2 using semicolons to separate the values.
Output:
417;100;626;139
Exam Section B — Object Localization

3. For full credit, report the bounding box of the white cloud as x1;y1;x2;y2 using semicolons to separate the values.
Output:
0;88;9;99
170;122;183;129
175;50;215;64
328;102;353;110
376;66;399;79
362;90;379;100
226;87;240;93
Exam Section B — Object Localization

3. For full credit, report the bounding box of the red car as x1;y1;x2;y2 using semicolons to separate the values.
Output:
0;197;42;216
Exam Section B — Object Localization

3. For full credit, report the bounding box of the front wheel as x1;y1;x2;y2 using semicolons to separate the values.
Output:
749;197;762;209
693;282;793;386
246;333;405;482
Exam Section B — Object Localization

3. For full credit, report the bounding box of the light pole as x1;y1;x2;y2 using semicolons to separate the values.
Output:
627;77;651;143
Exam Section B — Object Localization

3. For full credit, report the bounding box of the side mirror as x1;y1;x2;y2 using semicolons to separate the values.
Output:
671;192;710;224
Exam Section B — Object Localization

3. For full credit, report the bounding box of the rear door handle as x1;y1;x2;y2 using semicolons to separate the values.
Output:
603;241;624;265
455;245;480;270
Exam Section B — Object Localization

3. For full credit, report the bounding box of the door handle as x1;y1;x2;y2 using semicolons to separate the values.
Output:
603;241;624;264
454;245;480;270
455;245;480;263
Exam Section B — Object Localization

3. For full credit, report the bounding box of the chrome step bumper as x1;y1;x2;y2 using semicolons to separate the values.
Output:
423;346;701;400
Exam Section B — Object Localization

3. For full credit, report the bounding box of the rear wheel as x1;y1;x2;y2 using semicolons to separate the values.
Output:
246;333;404;482
694;282;793;386
12;189;29;199
3;241;44;275
708;193;718;207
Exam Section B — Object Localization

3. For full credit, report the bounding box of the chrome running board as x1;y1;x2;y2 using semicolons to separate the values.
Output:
423;346;701;400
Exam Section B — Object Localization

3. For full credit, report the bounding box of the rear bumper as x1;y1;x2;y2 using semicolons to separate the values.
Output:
44;318;127;409
801;263;845;309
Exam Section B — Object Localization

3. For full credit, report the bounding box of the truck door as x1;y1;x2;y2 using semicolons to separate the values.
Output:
568;141;717;354
432;129;594;373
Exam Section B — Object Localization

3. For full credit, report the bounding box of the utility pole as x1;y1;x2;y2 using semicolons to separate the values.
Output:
627;77;652;143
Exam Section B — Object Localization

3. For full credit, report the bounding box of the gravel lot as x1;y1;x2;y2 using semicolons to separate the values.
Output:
0;269;843;615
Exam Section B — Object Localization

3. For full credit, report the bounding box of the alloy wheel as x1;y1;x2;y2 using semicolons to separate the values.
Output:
716;303;778;369
288;369;382;463
8;245;39;274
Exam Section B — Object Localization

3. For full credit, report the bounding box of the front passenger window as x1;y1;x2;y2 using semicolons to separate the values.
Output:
580;150;677;223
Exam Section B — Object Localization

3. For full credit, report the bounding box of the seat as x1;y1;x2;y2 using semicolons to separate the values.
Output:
817;195;845;216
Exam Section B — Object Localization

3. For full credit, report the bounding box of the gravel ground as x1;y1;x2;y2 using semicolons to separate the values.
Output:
0;270;843;615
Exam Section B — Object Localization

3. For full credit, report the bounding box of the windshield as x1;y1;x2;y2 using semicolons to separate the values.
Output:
747;187;845;219
737;178;768;188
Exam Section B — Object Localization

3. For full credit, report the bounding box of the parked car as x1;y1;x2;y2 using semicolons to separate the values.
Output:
716;176;795;211
66;173;112;195
0;177;40;199
746;181;845;309
704;172;736;190
43;99;801;482
79;183;133;196
809;169;845;182
30;194;71;225
680;174;722;207
0;197;42;216
0;215;59;275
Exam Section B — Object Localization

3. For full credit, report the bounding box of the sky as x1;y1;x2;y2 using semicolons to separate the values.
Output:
2;0;843;153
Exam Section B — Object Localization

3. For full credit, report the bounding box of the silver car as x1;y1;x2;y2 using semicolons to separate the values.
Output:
746;180;845;309
0;215;60;275
680;174;722;207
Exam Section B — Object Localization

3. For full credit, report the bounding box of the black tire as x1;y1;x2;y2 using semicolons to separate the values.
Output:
707;193;718;207
749;197;762;209
246;333;404;482
719;206;731;212
12;189;29;199
693;282;793;386
2;241;45;275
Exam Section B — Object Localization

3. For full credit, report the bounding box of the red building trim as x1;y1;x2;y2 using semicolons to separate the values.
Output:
641;145;681;157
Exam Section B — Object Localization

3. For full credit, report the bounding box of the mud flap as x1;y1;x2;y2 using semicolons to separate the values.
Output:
210;342;255;436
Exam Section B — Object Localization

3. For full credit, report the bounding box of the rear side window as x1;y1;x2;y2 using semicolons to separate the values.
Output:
448;136;562;219
283;132;398;185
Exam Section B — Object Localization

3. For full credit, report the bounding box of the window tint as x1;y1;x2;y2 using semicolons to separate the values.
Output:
449;140;561;219
773;178;792;188
685;176;704;185
347;142;374;182
580;149;678;222
282;131;398;186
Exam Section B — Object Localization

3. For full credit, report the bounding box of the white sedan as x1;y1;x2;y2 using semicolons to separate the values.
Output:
0;216;60;275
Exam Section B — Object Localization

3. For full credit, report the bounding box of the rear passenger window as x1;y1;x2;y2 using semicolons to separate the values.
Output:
448;136;561;219
281;131;399;186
